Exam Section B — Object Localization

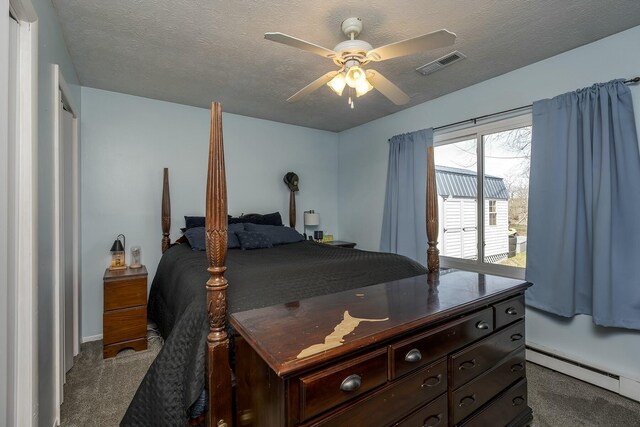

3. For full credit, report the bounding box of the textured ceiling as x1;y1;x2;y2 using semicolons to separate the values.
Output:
52;0;640;132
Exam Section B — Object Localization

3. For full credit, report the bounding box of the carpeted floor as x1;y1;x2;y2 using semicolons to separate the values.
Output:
61;339;640;426
60;332;162;427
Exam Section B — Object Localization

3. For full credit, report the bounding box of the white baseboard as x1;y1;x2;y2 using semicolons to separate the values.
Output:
81;334;102;343
526;344;640;402
620;377;640;402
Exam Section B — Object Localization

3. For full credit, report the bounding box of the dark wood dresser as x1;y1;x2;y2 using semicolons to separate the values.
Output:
103;266;148;358
231;270;532;426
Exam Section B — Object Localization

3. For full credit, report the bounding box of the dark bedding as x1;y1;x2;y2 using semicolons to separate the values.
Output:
122;241;426;426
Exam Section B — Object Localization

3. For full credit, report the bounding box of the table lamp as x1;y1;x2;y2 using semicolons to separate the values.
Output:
304;210;320;240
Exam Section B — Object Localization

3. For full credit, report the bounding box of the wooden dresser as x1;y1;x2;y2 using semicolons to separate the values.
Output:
103;266;148;358
231;270;532;426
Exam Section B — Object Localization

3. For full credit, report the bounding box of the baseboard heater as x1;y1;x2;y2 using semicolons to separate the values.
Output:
526;344;640;402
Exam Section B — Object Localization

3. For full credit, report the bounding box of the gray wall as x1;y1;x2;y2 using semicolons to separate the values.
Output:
32;0;81;425
337;25;640;382
80;87;340;339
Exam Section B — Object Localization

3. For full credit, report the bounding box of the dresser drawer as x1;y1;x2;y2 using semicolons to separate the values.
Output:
450;320;525;388
493;295;525;329
300;348;387;421
452;348;526;425
104;277;147;311
395;393;448;427
310;359;447;427
103;306;147;345
390;308;494;380
459;378;528;427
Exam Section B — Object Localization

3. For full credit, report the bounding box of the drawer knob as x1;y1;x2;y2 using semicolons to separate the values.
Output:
512;396;526;406
459;359;476;370
423;414;442;427
459;395;476;407
476;321;490;330
510;362;525;372
510;333;523;341
506;307;518;316
405;348;422;363
340;374;362;392
421;374;442;388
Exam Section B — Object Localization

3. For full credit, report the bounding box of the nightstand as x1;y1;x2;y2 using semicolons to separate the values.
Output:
103;266;148;358
322;240;357;248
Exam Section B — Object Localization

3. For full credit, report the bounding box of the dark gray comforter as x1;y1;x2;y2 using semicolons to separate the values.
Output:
122;241;426;426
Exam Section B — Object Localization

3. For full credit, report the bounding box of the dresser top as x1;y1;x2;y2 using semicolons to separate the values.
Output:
230;270;530;377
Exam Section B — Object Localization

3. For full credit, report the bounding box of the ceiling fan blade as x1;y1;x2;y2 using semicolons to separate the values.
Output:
367;70;410;105
264;32;337;59
366;29;456;62
287;71;338;103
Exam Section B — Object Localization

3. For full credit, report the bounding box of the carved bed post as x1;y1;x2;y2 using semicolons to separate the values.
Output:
205;102;233;427
426;146;440;272
162;168;171;253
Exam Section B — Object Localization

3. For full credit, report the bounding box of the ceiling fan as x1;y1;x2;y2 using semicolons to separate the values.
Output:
264;17;456;108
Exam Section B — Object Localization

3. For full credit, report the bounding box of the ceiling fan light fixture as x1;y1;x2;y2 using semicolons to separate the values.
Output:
327;72;346;96
345;65;364;88
355;78;374;97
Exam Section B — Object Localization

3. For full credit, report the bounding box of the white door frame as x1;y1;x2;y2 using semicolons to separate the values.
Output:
6;1;38;426
52;63;80;423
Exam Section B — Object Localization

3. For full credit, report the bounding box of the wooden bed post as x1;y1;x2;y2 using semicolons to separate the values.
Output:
426;146;440;272
205;102;233;427
162;168;171;253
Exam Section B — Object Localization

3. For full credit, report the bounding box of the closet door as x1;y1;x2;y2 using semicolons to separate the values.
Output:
61;104;75;374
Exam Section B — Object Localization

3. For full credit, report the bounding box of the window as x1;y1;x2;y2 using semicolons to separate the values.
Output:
488;201;497;226
434;114;531;278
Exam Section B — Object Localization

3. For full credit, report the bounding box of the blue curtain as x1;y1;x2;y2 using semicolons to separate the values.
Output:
380;128;433;264
526;79;640;329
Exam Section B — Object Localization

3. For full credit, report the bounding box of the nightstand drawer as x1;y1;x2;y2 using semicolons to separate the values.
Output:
104;277;147;311
300;348;387;421
103;306;147;345
389;308;494;380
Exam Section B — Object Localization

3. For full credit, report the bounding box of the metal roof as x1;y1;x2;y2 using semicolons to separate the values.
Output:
435;165;509;200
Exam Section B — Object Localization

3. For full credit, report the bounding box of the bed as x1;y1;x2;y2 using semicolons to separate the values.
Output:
122;103;531;427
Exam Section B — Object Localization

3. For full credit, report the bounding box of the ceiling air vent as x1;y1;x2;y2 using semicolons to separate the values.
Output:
416;51;466;76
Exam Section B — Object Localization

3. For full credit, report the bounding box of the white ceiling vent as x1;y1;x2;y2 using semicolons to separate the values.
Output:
416;51;466;76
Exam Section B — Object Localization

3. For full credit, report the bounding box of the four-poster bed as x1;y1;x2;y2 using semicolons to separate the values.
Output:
144;102;532;426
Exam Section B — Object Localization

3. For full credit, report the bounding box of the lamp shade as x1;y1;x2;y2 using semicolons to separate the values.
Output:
304;212;320;226
110;238;124;252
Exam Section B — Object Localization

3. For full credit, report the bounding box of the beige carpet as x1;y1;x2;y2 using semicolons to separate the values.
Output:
61;339;640;426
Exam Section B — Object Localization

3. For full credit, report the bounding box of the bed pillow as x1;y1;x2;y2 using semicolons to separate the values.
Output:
184;216;205;230
236;231;273;250
228;212;283;226
184;226;241;250
185;215;237;230
244;223;304;245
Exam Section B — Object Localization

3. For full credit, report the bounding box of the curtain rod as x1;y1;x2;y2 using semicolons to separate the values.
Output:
388;77;640;139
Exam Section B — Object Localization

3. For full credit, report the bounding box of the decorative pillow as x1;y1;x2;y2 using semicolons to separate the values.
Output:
184;227;241;250
236;231;273;250
228;212;283;226
244;223;304;245
228;223;245;233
